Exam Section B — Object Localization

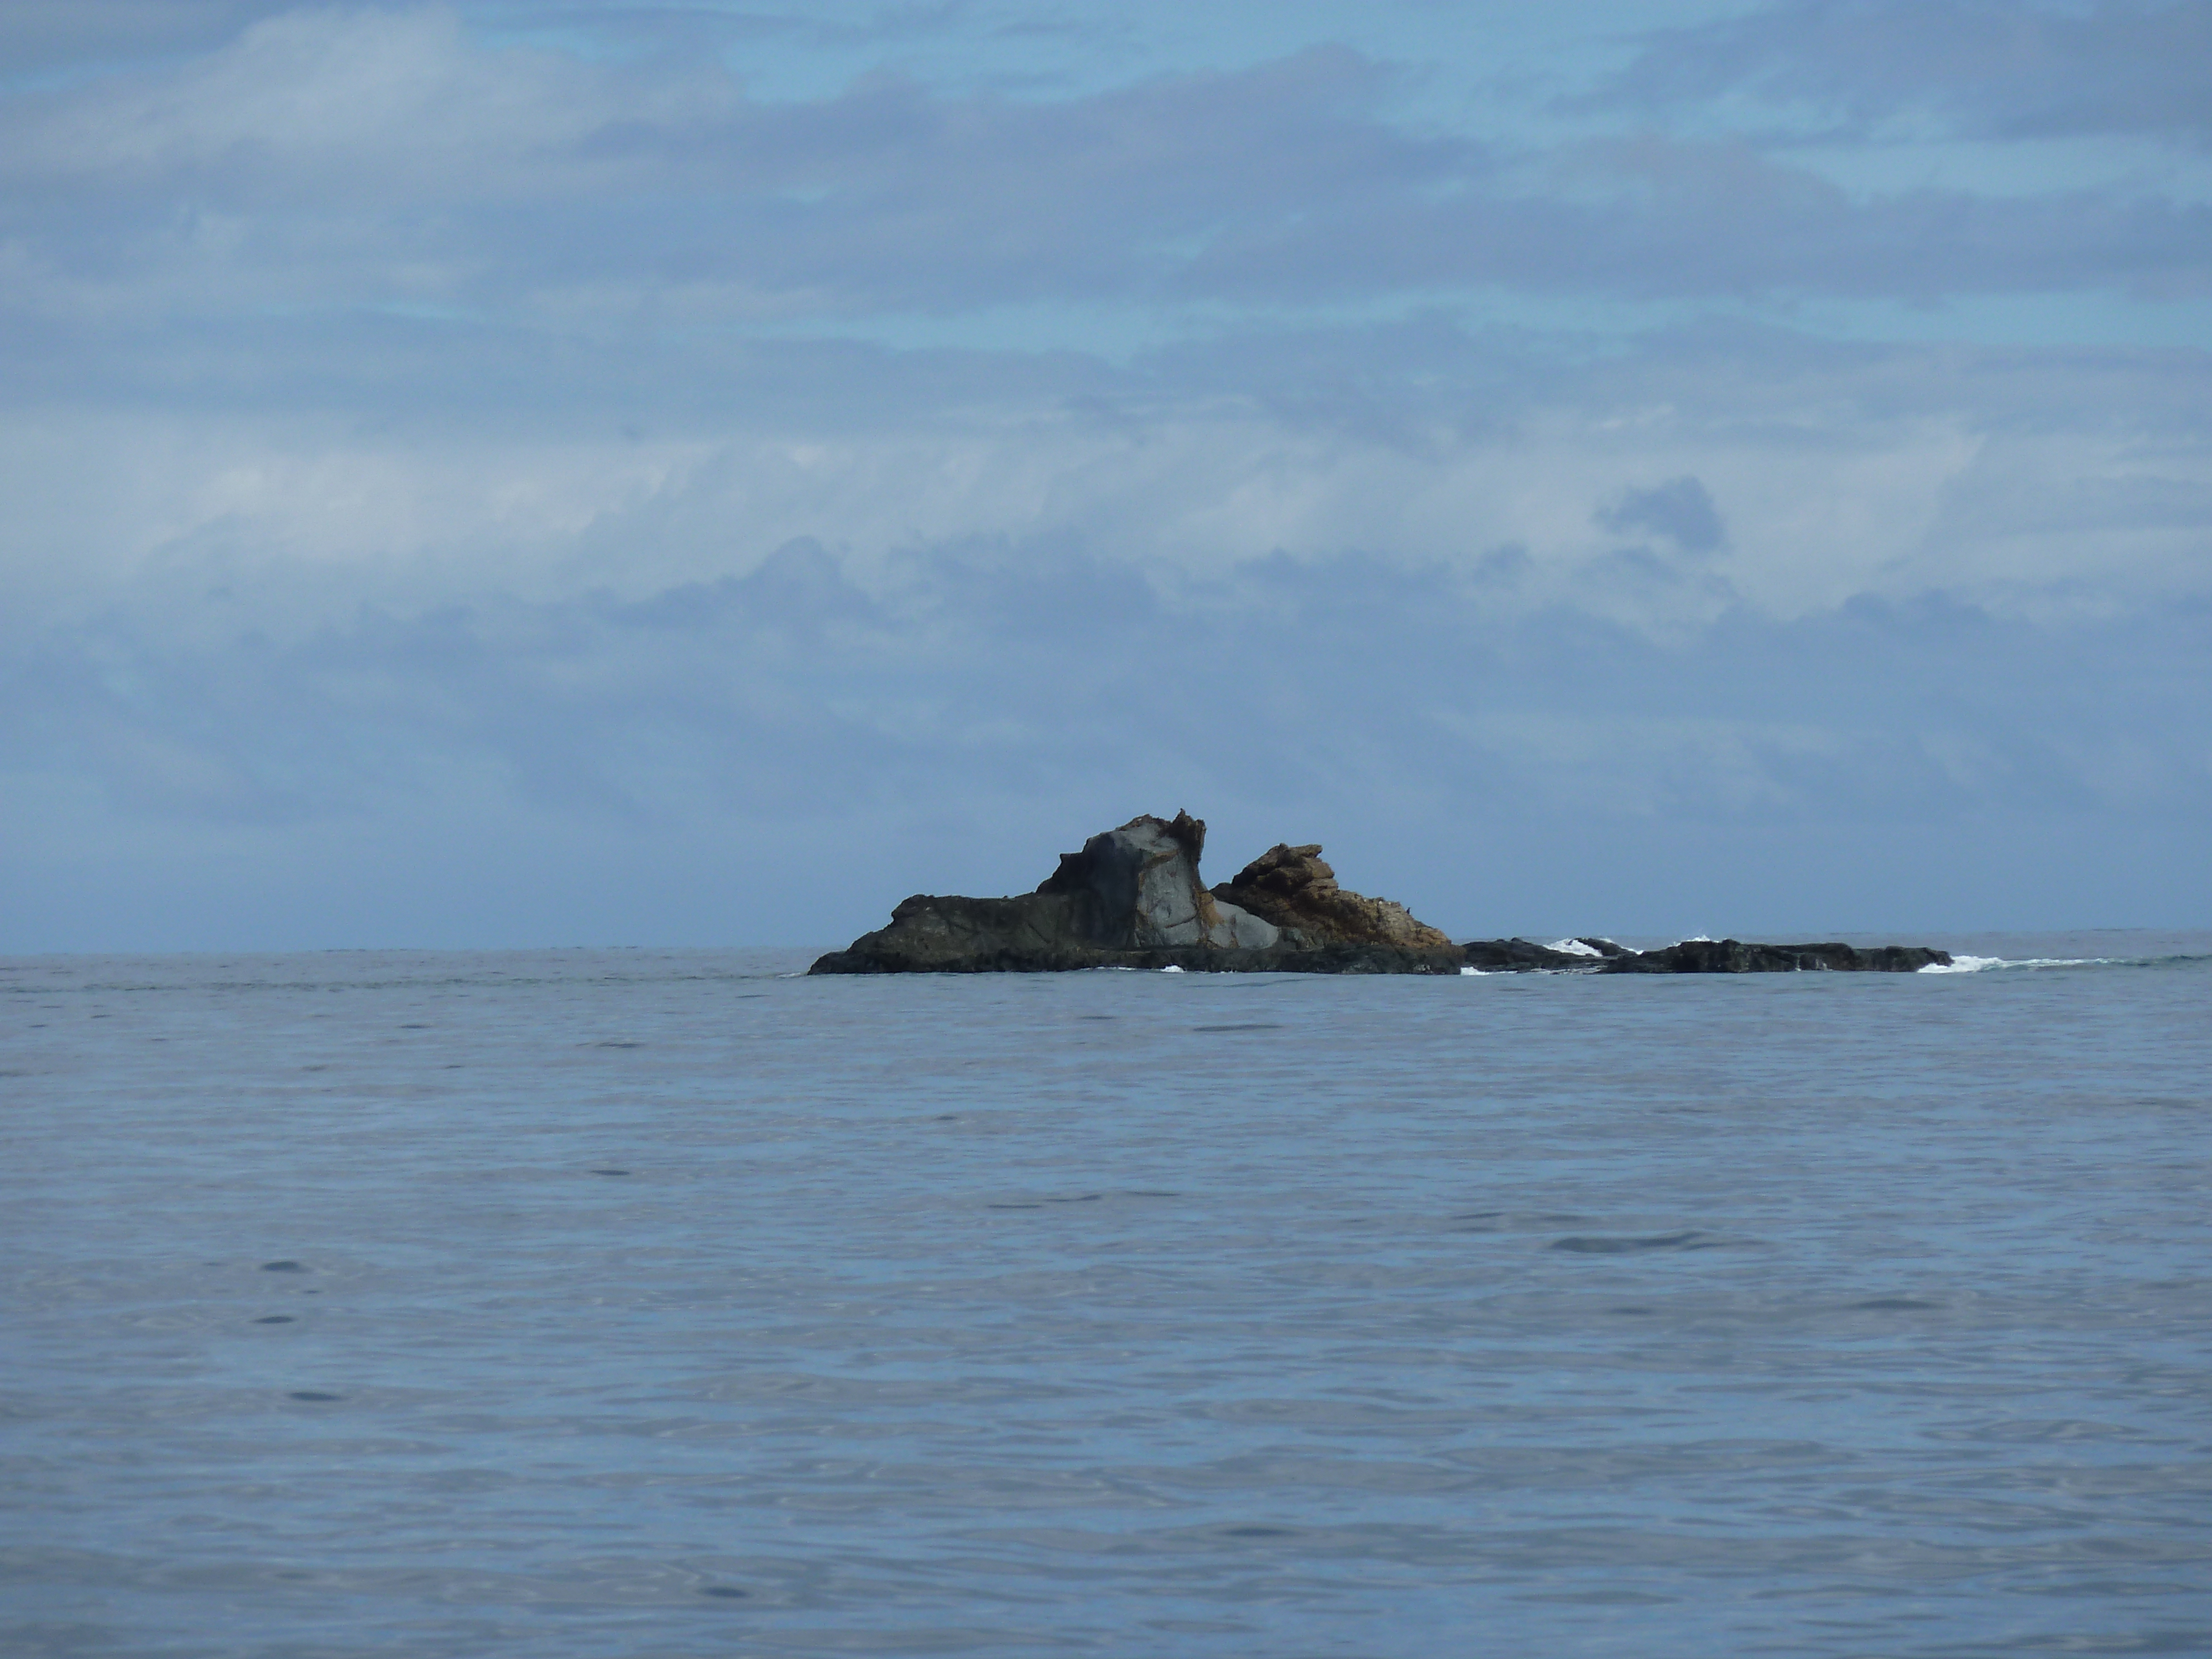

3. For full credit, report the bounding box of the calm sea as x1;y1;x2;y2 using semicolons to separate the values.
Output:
5;935;2209;1657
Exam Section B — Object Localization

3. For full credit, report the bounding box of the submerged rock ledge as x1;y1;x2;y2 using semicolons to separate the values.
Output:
808;812;1950;976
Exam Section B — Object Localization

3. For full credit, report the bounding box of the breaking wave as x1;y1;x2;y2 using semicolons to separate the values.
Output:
1917;953;2211;973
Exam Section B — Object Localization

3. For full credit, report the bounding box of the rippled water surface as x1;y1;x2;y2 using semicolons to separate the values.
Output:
6;936;2210;1657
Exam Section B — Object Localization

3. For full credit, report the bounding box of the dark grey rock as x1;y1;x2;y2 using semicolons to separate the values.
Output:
809;815;1949;976
1458;936;1948;973
1039;811;1279;950
1459;938;1611;972
811;812;1457;975
1600;938;1950;973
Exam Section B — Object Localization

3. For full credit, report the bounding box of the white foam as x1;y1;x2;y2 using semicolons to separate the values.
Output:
1459;965;1486;976
1919;955;2110;973
1160;964;1185;973
1545;938;1603;957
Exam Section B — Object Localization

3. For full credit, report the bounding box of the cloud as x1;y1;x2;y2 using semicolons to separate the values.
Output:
3;4;2208;947
1188;134;2212;303
7;536;2207;946
1595;474;1726;555
4;7;2205;338
1598;0;2212;147
0;1;296;80
0;19;1459;316
4;315;2206;660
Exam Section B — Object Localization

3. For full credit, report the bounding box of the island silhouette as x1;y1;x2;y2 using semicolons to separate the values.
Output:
810;812;1949;975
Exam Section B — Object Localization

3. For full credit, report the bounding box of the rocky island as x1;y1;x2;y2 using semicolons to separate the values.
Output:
808;812;1951;975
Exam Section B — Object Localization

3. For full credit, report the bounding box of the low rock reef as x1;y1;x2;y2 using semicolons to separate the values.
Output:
808;812;1950;976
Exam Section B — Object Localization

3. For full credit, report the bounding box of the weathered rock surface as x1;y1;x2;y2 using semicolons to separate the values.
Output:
1460;937;1611;972
807;813;1950;975
1212;843;1456;951
1041;812;1279;951
1458;936;1949;973
809;812;1317;975
1599;938;1951;974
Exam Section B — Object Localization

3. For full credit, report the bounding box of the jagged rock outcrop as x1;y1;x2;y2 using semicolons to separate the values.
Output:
809;812;1305;974
808;812;1950;975
1212;844;1456;951
1041;812;1279;950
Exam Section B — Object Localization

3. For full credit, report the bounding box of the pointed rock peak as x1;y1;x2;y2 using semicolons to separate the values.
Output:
1160;809;1206;863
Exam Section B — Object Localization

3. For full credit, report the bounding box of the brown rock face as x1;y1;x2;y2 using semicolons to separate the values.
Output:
1212;843;1456;952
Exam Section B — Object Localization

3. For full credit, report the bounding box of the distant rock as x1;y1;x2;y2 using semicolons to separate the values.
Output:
808;813;1950;975
1599;938;1950;973
1459;938;1610;972
1458;936;1949;973
1212;843;1455;951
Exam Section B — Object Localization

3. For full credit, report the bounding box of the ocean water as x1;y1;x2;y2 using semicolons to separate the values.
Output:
4;934;2209;1658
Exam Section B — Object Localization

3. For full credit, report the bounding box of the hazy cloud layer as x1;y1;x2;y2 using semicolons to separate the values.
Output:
8;537;2206;947
1604;0;2212;144
3;2;2207;946
6;6;2206;328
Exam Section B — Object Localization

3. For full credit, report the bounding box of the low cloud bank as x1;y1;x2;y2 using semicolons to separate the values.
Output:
7;536;2205;948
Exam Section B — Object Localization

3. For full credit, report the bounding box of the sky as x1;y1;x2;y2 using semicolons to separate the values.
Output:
2;0;2208;950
